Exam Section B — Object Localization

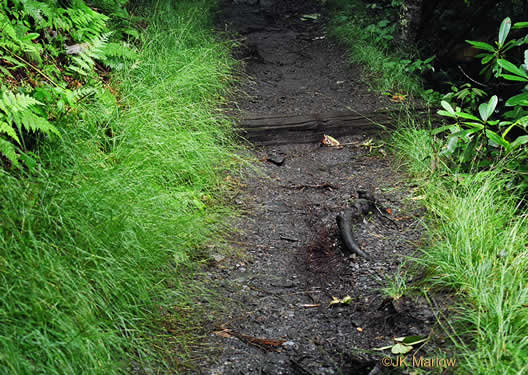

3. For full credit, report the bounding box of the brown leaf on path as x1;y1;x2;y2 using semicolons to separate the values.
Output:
214;326;287;351
321;134;343;148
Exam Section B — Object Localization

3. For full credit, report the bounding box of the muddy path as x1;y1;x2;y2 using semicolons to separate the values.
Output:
193;1;436;374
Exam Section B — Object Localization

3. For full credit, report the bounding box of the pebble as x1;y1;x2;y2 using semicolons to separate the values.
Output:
281;340;296;349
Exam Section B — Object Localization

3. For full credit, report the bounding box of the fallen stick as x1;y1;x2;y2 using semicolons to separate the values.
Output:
282;182;337;190
215;325;287;351
280;235;300;242
301;303;321;308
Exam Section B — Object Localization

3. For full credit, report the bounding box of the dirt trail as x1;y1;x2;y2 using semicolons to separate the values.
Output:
194;1;435;374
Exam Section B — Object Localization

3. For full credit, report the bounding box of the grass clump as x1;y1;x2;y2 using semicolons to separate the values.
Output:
392;125;528;374
327;0;433;101
0;0;243;373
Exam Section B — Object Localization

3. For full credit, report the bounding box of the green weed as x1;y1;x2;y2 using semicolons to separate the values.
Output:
392;125;528;374
327;0;435;102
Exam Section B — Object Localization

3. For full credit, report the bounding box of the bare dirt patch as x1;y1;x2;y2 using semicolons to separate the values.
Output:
190;1;441;374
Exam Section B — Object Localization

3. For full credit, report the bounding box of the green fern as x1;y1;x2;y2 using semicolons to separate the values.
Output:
67;33;110;78
0;0;134;166
0;12;43;65
66;4;109;41
0;138;18;166
0;87;60;165
100;41;138;70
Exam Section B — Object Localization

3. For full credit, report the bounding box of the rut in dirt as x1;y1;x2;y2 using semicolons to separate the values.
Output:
193;1;436;374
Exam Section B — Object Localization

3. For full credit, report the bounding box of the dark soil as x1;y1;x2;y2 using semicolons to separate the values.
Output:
191;1;440;374
223;0;389;115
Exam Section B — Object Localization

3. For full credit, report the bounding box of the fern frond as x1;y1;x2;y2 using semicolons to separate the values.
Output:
66;5;108;41
0;120;21;145
16;111;59;136
22;0;53;28
0;88;59;138
73;86;100;101
67;33;110;77
0;137;19;166
0;12;43;64
0;90;42;114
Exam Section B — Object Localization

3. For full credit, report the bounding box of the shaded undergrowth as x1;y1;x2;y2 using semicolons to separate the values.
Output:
326;0;433;102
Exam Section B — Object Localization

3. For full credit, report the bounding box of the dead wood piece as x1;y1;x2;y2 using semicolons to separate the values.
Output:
283;182;337;190
337;189;400;257
301;304;321;308
357;190;398;228
336;208;370;259
239;110;395;145
215;325;286;351
353;198;374;216
280;235;300;242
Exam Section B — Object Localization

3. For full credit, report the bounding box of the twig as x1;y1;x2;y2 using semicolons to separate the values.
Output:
457;65;489;88
0;45;59;87
374;204;399;228
282;182;337;190
280;235;300;242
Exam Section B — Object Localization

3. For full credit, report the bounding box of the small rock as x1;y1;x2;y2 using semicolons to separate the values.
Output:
211;254;225;263
281;340;296;349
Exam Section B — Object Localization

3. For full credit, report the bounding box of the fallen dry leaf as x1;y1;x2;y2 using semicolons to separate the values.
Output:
391;93;407;102
321;134;343;148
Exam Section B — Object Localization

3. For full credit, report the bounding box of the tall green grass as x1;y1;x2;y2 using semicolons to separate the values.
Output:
393;126;528;374
0;1;242;373
327;0;428;100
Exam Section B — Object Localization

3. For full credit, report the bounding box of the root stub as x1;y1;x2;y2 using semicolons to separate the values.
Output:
336;209;370;259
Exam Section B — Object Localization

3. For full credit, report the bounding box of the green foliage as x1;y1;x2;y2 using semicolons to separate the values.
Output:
0;0;137;166
442;83;487;112
0;87;59;164
67;33;110;78
436;17;528;189
328;0;435;102
364;19;395;44
0;0;243;374
393;126;528;374
466;17;528;79
386;55;435;74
